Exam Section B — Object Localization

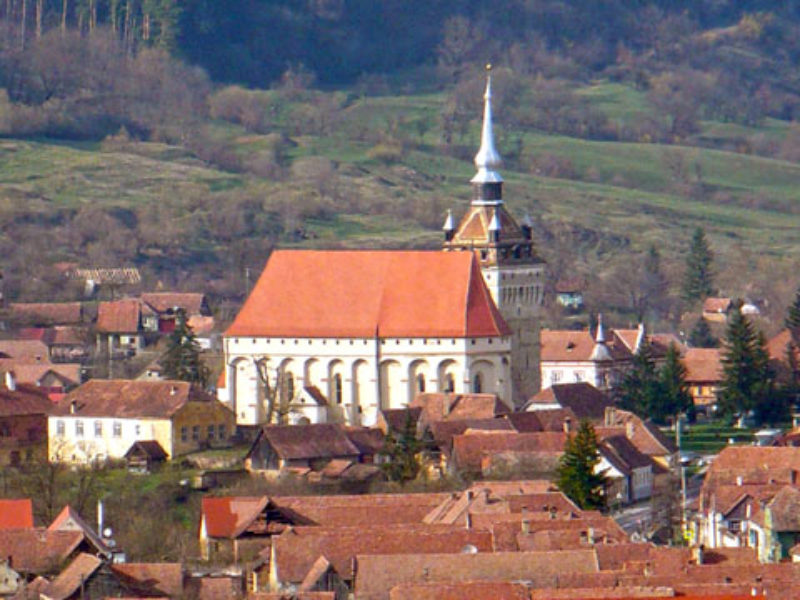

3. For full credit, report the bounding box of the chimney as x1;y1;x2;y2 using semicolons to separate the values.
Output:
70;400;77;415
4;371;15;392
604;406;615;427
626;420;634;439
170;386;178;396
521;518;530;535
736;476;743;486
692;544;704;565
563;417;572;434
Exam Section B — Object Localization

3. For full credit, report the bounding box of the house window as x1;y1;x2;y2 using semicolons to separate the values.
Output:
113;422;122;438
207;425;215;440
192;426;200;441
181;427;188;442
75;421;84;437
94;421;102;437
135;424;141;437
729;520;740;532
218;424;226;440
334;374;343;405
551;371;562;383
416;374;426;393
56;420;65;436
472;373;483;394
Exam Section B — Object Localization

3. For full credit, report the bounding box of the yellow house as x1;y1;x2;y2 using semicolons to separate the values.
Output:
49;379;235;464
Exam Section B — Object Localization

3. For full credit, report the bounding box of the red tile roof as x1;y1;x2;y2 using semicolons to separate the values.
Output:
0;340;50;360
525;383;614;421
768;329;797;363
201;496;268;539
452;431;567;472
140;292;207;315
703;297;733;314
0;528;84;573
254;424;361;461
96;299;141;333
707;447;800;485
10;303;83;325
411;393;511;425
683;348;723;383
226;250;511;339
52;379;220;418
0;386;52;417
389;581;531;599
540;330;631;362
273;524;493;583
43;552;103;600
0;499;33;529
111;563;184;597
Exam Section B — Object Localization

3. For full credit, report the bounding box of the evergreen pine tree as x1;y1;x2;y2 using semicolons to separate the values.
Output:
556;421;607;510
659;343;694;422
379;410;421;483
682;227;714;304
161;309;209;387
785;287;800;341
688;317;717;348
618;341;661;419
719;302;772;420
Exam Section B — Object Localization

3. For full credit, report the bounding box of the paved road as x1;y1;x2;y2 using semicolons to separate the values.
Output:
614;471;704;536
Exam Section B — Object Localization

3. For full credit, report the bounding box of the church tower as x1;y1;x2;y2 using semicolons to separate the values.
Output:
443;66;546;405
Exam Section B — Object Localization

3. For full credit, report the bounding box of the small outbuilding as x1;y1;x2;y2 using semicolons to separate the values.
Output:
124;440;168;473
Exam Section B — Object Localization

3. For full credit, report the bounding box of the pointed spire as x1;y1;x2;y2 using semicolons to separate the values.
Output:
595;313;606;343
634;322;646;353
443;209;456;242
471;64;503;186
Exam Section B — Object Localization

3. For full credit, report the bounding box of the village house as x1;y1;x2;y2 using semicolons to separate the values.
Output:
199;493;448;562
554;277;586;310
703;297;733;322
244;423;381;474
696;446;800;562
139;292;212;333
0;339;81;398
523;381;614;421
48;379;235;464
8;302;84;327
683;347;723;410
0;373;52;466
95;298;145;357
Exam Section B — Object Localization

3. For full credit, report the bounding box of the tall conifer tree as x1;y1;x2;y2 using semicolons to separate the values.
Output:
556;421;607;510
682;227;714;304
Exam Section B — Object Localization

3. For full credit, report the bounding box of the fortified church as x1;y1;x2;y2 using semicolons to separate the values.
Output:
219;69;545;429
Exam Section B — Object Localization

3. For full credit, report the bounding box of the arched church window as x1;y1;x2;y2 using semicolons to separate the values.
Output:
334;373;343;404
416;374;426;393
444;373;455;393
472;373;483;393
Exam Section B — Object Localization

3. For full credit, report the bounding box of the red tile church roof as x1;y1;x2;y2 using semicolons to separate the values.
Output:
226;250;511;339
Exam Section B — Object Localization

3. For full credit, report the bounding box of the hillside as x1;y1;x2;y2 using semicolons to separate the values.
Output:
4;80;800;326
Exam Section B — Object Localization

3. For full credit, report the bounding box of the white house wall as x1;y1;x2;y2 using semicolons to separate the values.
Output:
222;335;512;427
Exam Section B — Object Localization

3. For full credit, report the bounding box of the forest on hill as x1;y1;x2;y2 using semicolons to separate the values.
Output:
2;1;800;330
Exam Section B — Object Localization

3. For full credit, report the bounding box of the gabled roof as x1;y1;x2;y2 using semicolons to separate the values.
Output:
0;362;80;388
526;383;613;421
767;329;798;363
140;292;207;315
344;427;385;455
201;496;268;539
452;431;567;472
0;499;33;529
429;417;515;450
111;563;184;597
273;524;493;583
707;447;800;485
509;408;578;432
0;339;50;360
378;407;423;434
52;380;218;419
683;348;723;383
602;407;677;456
42;553;103;600
225;250;511;339
48;505;111;557
600;435;653;475
96;299;141;334
124;440;168;461
0;529;84;573
411;392;511;425
540;330;632;362
251;424;361;461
